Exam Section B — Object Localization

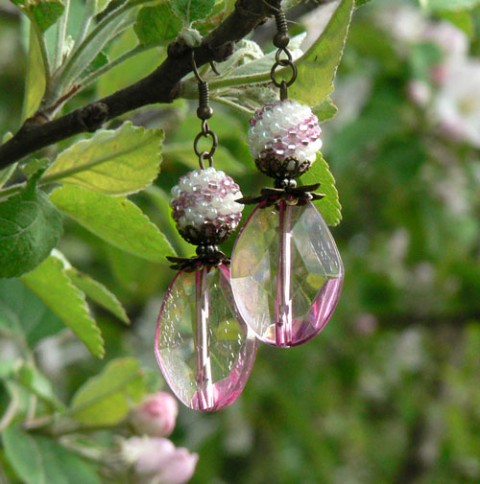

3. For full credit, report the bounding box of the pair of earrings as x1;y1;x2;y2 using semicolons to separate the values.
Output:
155;11;344;412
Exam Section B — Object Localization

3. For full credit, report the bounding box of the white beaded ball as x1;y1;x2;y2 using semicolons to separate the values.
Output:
170;167;244;245
248;99;322;179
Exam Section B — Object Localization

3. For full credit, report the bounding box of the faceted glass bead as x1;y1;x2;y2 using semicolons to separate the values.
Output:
230;200;343;347
155;264;257;411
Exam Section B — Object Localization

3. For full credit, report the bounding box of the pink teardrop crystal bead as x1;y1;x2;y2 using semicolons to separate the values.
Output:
230;200;343;347
155;263;257;411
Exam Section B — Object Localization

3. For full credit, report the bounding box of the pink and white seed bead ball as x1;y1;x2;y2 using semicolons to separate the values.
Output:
248;99;322;179
170;167;244;245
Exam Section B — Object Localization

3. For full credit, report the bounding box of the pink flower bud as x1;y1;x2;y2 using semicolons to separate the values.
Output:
131;392;178;437
121;437;198;484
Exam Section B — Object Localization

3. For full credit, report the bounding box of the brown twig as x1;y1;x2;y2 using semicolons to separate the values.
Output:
0;0;281;170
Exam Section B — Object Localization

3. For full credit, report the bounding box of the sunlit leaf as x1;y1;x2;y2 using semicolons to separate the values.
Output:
50;185;175;262
289;0;354;106
299;152;342;226
67;268;130;324
313;98;338;122
70;357;145;426
21;256;105;358
43;122;164;195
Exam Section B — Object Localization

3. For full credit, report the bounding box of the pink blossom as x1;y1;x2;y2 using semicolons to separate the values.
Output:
122;437;198;484
130;392;178;437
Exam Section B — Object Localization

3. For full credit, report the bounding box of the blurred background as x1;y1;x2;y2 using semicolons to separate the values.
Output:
1;0;480;482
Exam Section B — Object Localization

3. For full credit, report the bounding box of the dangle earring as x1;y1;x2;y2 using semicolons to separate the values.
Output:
230;9;344;348
155;53;257;411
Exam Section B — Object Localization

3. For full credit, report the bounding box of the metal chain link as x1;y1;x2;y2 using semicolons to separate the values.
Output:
270;9;297;100
191;51;218;169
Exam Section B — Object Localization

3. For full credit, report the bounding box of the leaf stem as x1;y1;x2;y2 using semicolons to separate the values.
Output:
55;0;155;99
0;383;20;432
33;24;52;86
75;0;96;46
54;0;71;69
59;437;107;463
212;96;254;115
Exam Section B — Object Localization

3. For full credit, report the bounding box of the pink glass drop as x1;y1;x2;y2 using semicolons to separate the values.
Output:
155;263;257;412
230;200;343;347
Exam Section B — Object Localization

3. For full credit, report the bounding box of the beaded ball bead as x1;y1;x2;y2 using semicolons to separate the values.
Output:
170;167;244;246
248;99;322;179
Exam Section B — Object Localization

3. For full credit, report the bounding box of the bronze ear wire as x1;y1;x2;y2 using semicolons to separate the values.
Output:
191;51;219;169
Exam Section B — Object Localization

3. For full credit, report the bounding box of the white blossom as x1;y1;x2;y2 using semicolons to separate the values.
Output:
434;60;480;148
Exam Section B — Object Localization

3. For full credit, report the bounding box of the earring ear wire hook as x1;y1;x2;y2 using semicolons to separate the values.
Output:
191;50;221;82
191;50;218;169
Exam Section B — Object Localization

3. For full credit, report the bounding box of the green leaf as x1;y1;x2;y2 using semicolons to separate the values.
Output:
164;143;245;175
102;243;169;298
56;0;140;90
17;363;64;410
21;256;105;358
289;0;355;106
144;186;192;257
0;164;17;188
2;425;43;484
0;279;64;345
86;51;110;74
50;185;175;262
313;98;338;122
420;0;480;11
70;357;145;426
42;122;164;195
438;10;474;36
169;0;215;23
206;34;306;91
0;177;63;279
135;3;182;46
23;26;47;121
299;153;342;226
2;425;100;484
67;268;130;324
21;158;50;178
12;0;65;32
96;29;162;97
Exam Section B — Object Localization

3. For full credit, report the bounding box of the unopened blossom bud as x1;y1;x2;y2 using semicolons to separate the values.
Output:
121;437;198;484
130;392;178;437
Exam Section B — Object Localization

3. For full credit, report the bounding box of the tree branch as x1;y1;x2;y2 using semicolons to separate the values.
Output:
0;0;281;170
